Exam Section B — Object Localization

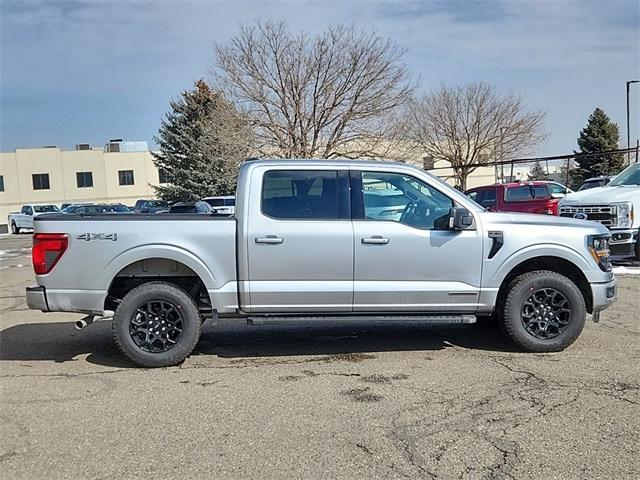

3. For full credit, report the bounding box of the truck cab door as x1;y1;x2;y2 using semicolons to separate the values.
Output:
242;167;353;313
351;170;483;313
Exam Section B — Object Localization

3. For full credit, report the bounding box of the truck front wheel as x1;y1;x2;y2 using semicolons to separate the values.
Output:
11;221;20;234
502;270;586;352
112;282;202;367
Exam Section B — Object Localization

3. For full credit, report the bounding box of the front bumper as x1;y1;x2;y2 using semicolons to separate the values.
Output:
608;229;638;257
26;286;49;311
591;278;617;313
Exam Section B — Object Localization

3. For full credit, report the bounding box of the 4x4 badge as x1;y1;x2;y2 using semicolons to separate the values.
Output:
77;233;118;241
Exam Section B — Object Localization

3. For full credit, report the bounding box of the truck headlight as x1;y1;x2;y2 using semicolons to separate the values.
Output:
613;202;633;228
587;235;611;272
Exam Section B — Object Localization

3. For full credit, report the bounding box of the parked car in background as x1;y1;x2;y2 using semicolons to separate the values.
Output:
202;196;235;215
62;203;130;214
578;176;614;191
8;204;60;234
61;203;72;210
133;199;170;214
466;182;559;215
26;159;616;367
560;163;640;259
166;201;214;214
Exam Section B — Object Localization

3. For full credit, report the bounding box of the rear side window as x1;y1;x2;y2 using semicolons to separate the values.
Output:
262;170;339;220
505;185;549;201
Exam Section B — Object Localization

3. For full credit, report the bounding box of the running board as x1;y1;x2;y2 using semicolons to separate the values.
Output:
247;314;476;325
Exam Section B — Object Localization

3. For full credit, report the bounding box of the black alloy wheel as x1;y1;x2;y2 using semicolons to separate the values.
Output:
129;300;184;353
521;288;571;340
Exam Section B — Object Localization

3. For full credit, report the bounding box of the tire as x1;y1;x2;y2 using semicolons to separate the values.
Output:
634;239;640;262
112;281;202;367
502;270;586;352
11;221;20;234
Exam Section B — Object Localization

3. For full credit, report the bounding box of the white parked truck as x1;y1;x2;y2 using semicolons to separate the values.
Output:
8;204;60;234
560;163;640;260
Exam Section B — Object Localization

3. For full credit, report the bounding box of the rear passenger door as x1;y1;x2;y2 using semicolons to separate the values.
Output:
245;168;353;313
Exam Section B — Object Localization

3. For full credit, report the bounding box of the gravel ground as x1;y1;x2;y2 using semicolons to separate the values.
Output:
1;234;639;479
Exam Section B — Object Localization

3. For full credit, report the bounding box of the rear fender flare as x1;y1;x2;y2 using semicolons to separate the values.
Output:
98;245;218;292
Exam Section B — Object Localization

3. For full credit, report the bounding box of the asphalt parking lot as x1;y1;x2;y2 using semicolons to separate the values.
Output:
1;234;639;479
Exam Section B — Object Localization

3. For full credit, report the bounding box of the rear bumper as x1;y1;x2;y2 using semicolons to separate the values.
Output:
26;286;49;311
591;278;617;313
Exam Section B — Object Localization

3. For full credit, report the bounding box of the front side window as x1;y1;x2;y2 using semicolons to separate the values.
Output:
118;170;135;186
359;171;453;229
76;171;93;188
262;170;339;220
32;173;50;190
547;183;566;195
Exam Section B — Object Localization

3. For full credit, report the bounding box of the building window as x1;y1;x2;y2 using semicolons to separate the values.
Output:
76;171;93;188
32;173;50;190
422;156;435;170
118;170;135;186
158;168;171;184
0;175;4;192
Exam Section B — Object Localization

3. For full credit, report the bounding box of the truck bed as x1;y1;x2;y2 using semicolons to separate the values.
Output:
32;213;238;314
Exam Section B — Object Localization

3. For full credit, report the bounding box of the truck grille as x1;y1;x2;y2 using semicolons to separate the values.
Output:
559;205;616;227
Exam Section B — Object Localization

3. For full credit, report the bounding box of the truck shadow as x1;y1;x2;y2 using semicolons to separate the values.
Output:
0;319;515;368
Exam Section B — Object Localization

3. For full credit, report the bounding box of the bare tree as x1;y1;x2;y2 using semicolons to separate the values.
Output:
213;21;413;159
410;82;546;189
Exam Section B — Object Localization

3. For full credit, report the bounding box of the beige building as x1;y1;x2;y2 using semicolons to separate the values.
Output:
0;142;167;231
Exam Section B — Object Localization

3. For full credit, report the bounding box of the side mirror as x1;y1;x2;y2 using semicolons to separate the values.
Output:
449;207;474;230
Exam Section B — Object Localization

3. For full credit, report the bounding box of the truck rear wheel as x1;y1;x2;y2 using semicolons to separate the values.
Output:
502;270;586;352
112;282;202;367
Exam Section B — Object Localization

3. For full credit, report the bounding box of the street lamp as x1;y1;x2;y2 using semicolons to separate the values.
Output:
626;80;639;164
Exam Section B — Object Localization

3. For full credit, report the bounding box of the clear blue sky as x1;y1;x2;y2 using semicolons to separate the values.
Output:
1;0;638;156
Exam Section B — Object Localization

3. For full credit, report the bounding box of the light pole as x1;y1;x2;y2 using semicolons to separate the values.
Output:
626;80;639;164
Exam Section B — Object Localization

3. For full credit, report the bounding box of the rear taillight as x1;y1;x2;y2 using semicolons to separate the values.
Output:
32;233;68;275
545;200;559;215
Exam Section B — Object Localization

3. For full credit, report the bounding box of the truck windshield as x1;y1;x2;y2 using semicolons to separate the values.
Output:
609;164;640;186
34;205;60;213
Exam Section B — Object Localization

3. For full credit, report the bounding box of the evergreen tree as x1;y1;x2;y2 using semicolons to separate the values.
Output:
152;80;253;202
527;161;548;181
574;108;624;181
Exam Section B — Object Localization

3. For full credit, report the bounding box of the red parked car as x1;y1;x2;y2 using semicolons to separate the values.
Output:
465;182;559;215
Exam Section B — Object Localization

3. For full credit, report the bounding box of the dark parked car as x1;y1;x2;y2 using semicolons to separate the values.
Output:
62;203;130;214
133;199;170;214
466;182;559;215
578;176;614;191
167;201;214;214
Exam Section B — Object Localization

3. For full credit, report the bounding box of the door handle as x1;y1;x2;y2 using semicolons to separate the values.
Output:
255;235;284;244
361;235;390;245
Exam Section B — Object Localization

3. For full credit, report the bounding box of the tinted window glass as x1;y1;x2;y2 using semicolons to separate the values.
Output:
505;185;549;201
224;198;236;206
206;199;224;207
76;171;93;188
33;205;59;213
470;188;497;208
32;173;50;190
361;172;453;229
118;170;135;186
262;170;339;219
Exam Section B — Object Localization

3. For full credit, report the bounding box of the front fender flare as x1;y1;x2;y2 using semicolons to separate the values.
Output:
489;243;598;287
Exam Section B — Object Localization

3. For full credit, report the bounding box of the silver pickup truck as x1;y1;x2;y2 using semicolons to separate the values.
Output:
26;159;617;367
